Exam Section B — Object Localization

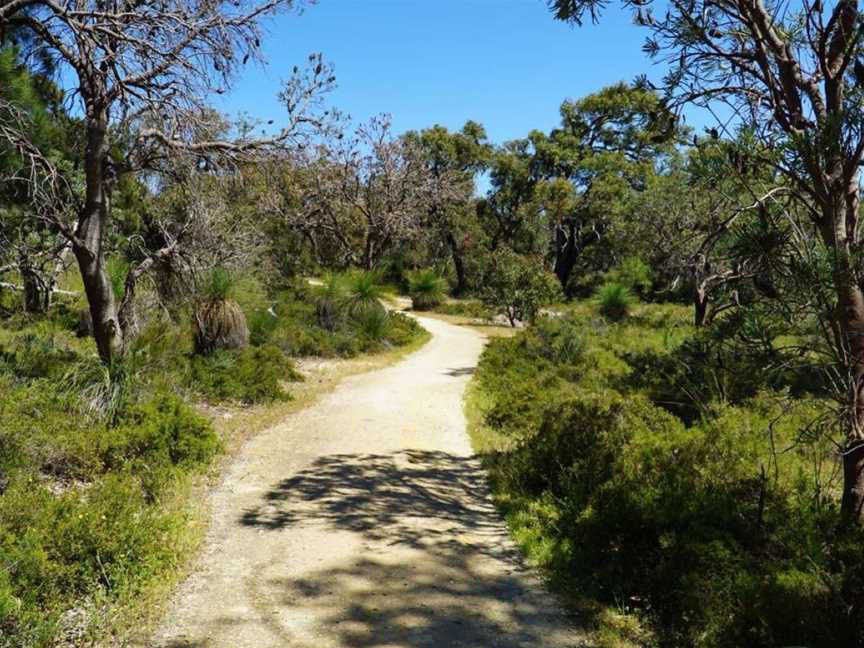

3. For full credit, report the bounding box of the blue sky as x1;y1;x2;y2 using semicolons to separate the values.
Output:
216;0;708;144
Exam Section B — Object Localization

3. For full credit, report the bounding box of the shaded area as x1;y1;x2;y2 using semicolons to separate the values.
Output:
239;450;514;560
232;450;581;647
247;551;583;647
444;366;475;377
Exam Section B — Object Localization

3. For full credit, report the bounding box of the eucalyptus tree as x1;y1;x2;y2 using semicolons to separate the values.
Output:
549;0;864;523
482;83;678;294
273;115;461;271
403;121;491;294
0;1;333;363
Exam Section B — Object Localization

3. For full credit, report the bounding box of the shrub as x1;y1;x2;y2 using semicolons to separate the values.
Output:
471;303;848;647
109;390;220;471
189;344;300;404
480;250;562;326
353;303;391;342
406;268;447;310
594;281;635;320
314;273;347;331
343;270;386;317
607;256;653;296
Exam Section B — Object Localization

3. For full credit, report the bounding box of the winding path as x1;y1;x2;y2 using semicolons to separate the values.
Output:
150;315;580;647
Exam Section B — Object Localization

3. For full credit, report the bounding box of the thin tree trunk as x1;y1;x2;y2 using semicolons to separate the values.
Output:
694;285;708;327
447;231;467;295
828;185;864;526
74;115;123;363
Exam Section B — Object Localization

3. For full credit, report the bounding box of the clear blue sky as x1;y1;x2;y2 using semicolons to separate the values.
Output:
216;0;710;144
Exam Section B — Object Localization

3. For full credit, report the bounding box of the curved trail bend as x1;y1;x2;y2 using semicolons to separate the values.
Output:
151;315;580;647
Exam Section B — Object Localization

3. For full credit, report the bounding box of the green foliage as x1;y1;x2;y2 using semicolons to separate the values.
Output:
189;345;300;404
352;303;390;342
406;268;447;310
343;270;387;316
201;266;235;302
110;391;220;472
472;305;853;647
480;250;562;326
594;281;635;320
606;257;653;296
430;299;494;320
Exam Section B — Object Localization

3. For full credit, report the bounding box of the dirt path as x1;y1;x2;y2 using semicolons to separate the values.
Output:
149;315;581;648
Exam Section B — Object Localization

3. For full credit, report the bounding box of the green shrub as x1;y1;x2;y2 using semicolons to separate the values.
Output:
480;249;562;326
202;266;235;301
189;344;300;404
343;270;386;316
248;308;279;346
431;300;494;320
353;303;390;342
314;273;347;331
606;256;653;296
471;302;850;647
406;268;447;310
109;391;220;471
594;281;635;320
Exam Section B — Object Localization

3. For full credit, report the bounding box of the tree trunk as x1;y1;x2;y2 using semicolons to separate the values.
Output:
827;184;864;526
18;256;48;313
554;225;579;294
694;284;708;327
447;231;467;295
74;114;123;363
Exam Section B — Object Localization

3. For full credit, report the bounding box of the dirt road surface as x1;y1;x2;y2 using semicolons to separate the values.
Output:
149;315;581;647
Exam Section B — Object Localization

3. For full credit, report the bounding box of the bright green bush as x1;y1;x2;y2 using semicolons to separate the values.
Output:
189;344;300;404
406;268;447;310
594;281;635;320
343;270;387;316
353;303;390;342
109;391;220;470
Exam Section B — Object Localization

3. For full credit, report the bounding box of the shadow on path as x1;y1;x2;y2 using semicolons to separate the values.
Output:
234;450;581;646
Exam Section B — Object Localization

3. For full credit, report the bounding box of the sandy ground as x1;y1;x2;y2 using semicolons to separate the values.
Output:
148;315;582;648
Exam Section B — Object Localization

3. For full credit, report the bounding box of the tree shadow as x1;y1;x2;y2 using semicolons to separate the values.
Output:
234;450;583;646
444;366;475;377
239;450;516;558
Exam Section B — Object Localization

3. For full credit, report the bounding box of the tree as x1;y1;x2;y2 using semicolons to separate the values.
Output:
0;45;78;313
0;1;333;363
480;248;562;326
273;115;457;270
549;0;864;522
404;121;491;294
481;84;677;295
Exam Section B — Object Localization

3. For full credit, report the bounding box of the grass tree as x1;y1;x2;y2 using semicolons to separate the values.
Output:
0;1;334;364
193;268;249;355
406;268;447;310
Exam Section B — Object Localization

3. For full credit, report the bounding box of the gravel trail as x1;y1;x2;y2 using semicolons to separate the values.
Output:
150;315;581;648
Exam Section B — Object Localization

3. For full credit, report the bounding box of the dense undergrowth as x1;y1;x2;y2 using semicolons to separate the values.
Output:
0;274;425;646
470;302;860;647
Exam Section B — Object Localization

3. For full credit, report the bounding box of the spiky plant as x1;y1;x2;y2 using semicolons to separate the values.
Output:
343;270;386;316
354;302;391;342
315;273;347;331
406;268;447;311
193;267;249;354
594;281;635;321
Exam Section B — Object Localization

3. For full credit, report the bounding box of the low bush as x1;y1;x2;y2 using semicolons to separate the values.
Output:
189;344;300;404
594;281;635;320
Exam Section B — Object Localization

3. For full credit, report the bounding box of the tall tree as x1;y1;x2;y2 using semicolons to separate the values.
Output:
549;0;864;523
404;121;490;294
0;1;332;363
